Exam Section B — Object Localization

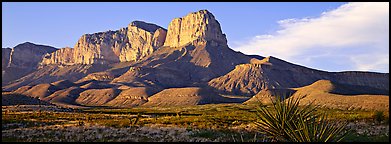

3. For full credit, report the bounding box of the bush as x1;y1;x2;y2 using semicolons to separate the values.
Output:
254;96;349;142
372;111;385;123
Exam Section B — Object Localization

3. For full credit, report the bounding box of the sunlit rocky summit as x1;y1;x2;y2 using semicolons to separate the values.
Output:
2;10;389;110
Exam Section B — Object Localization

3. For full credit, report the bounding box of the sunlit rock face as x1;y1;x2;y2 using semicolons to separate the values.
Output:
43;21;167;65
164;10;227;47
41;47;74;65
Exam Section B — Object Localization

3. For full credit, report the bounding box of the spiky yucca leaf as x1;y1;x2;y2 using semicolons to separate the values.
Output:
254;95;349;142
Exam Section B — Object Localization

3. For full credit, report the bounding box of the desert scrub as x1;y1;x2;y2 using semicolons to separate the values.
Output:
372;111;385;123
254;96;349;142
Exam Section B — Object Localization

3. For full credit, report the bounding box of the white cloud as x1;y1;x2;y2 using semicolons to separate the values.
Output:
232;2;389;73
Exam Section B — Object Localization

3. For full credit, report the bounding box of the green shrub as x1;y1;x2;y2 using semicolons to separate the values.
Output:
254;96;349;142
372;111;385;123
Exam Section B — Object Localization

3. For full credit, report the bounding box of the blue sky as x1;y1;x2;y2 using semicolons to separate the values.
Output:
2;2;389;73
2;2;345;48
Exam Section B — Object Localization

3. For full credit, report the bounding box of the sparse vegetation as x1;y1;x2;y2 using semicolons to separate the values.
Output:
2;103;388;142
373;111;385;123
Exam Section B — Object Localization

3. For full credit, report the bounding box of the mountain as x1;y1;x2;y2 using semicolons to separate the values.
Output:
41;21;166;65
2;10;389;109
111;9;252;88
245;80;389;111
208;56;389;96
2;42;57;86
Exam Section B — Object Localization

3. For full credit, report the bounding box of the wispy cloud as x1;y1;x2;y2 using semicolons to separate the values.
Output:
232;2;389;73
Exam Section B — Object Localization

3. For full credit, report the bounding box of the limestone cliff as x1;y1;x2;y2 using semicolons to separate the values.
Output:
7;42;57;68
163;10;227;47
70;21;166;65
41;47;74;65
2;42;57;86
2;48;11;70
119;21;167;62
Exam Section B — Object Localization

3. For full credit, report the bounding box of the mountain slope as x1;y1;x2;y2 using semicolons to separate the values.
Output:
245;80;389;111
111;10;253;88
142;87;236;107
208;56;389;96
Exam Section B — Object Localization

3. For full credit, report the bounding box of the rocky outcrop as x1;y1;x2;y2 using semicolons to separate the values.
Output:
41;21;167;65
2;48;11;70
118;21;167;62
164;10;227;47
70;21;167;65
41;47;74;65
72;28;127;64
7;42;57;68
2;42;57;86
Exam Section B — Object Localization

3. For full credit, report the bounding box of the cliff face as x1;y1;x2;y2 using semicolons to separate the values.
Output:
41;47;74;65
164;10;227;47
44;21;167;65
119;21;167;62
2;42;57;86
72;28;127;64
7;42;57;68
2;48;11;70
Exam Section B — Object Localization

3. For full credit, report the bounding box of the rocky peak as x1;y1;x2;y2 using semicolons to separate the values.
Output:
64;21;167;65
163;9;227;47
129;21;167;33
7;42;57;68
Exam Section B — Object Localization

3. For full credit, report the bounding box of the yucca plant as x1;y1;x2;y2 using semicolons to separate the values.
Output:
254;95;349;142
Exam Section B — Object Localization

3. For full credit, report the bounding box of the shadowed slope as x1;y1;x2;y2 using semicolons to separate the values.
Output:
2;92;51;106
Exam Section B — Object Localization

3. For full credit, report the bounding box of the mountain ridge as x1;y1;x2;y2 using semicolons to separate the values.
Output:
2;10;388;110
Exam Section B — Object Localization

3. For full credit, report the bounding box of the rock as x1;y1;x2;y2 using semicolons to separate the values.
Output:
2;42;57;85
72;29;127;64
119;21;167;62
2;48;11;69
41;47;74;65
71;21;167;65
164;9;227;47
7;42;57;68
